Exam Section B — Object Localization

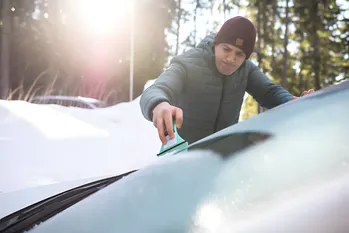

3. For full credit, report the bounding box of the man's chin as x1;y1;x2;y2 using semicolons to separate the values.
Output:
220;69;236;75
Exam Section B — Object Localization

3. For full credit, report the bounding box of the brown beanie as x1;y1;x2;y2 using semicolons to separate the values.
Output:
214;16;256;59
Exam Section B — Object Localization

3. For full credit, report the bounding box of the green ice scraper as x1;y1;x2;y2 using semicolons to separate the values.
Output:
157;120;188;156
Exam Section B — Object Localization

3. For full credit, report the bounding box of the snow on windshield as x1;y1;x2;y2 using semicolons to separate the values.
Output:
27;105;349;233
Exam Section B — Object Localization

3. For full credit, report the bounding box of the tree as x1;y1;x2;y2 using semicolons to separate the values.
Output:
294;0;347;91
0;0;11;99
6;0;177;104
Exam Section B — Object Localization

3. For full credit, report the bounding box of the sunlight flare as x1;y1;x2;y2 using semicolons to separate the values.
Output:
76;0;132;34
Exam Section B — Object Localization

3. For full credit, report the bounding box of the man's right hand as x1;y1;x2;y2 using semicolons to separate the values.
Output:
152;102;183;145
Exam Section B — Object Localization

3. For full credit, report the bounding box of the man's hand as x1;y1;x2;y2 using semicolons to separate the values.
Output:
292;89;315;100
152;102;183;145
301;89;315;96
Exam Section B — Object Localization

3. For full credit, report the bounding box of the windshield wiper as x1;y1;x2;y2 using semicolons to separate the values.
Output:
0;170;136;233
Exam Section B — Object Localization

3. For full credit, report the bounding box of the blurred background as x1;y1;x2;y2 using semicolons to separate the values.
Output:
0;0;348;119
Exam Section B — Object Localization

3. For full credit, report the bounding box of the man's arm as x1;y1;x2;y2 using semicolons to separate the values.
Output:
140;60;186;121
246;60;293;109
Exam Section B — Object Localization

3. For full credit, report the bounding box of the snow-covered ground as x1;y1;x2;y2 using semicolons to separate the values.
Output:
0;80;160;194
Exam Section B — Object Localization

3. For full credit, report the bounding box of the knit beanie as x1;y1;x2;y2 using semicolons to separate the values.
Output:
214;16;257;59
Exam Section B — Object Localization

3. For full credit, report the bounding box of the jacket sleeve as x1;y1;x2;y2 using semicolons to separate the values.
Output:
140;59;186;121
246;61;293;109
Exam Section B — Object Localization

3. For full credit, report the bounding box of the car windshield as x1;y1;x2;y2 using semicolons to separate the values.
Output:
0;131;270;233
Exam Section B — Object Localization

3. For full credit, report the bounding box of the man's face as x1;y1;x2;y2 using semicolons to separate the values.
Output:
214;43;246;75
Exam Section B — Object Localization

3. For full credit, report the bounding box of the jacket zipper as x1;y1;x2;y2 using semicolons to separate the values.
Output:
213;76;226;132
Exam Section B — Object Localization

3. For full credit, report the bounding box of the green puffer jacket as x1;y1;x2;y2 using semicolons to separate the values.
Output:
140;34;293;143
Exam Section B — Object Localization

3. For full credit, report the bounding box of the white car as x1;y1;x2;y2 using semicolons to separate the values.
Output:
1;80;349;233
30;96;106;109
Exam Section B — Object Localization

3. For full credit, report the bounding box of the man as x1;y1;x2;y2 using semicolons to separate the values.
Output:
140;16;314;145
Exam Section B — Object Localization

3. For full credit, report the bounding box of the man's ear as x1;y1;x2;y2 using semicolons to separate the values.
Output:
212;44;217;54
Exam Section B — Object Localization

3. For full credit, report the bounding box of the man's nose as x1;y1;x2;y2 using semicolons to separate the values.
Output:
226;53;236;63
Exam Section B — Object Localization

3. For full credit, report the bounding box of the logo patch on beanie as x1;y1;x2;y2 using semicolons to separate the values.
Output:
236;38;244;46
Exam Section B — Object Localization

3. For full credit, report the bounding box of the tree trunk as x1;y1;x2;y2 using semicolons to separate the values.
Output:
262;1;268;73
223;0;226;21
312;2;321;90
313;33;321;89
282;0;290;89
48;0;60;81
271;0;277;65
193;0;200;46
0;0;11;99
257;1;263;113
257;1;262;68
175;0;182;55
298;30;307;93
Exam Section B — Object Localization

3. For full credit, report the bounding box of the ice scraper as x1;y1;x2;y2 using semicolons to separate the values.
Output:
157;120;188;156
